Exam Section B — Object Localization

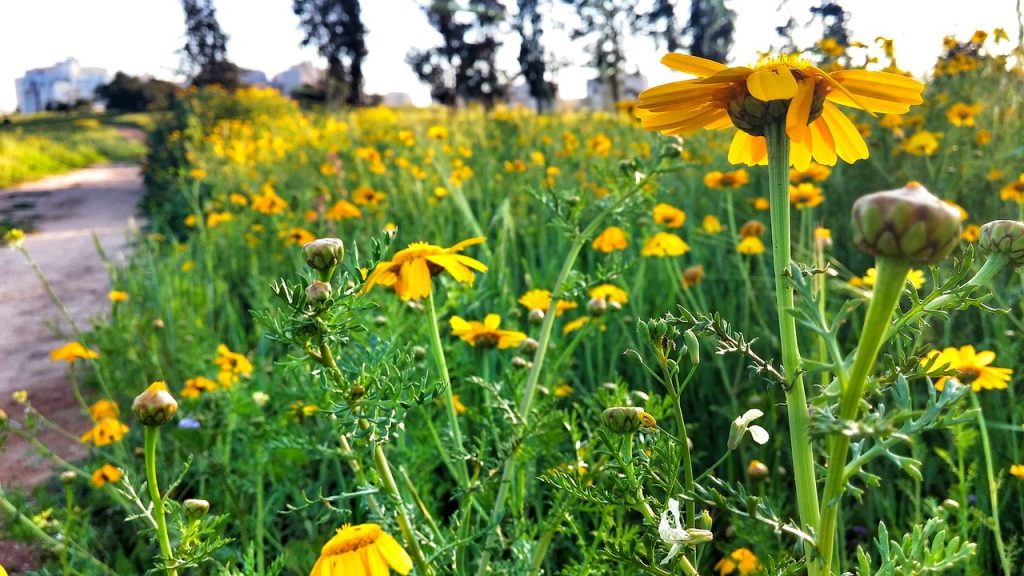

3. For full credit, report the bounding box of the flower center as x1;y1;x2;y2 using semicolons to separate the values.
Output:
957;367;981;383
323;524;382;555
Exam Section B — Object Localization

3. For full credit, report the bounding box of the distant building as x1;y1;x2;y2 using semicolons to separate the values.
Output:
239;68;270;87
380;92;412;107
584;71;646;110
507;82;560;112
15;58;108;113
272;62;324;96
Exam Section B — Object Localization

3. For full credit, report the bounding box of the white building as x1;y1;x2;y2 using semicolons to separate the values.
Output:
585;71;647;110
272;62;324;96
15;58;108;113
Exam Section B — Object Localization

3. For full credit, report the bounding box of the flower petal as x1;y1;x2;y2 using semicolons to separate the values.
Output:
746;66;798;101
484;314;501;330
821;102;868;163
809;117;838;166
785;78;815;141
748;425;770;445
661;53;728;77
728;131;768;166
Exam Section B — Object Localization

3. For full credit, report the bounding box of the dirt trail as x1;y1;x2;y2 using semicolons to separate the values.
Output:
0;164;144;490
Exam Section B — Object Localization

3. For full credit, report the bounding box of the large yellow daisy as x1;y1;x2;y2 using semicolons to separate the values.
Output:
922;345;1013;392
311;524;412;576
636;53;925;170
362;237;488;301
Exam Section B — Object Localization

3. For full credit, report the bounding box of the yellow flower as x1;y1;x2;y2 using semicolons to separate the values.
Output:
789;182;824;208
353;186;387;206
290;401;319;420
946;102;982;127
91;464;122;487
554;384;574;397
1010;464;1024;479
450;314;527;349
50;342;99;363
901;131;941;156
962;224;980;242
327;199;362;220
994;28;1010;43
751;197;770;211
789;162;831;183
681;264;705;288
858;267;925;289
12;390;27;404
80;417;130;446
518;289;577;316
1000;174;1024;203
588;284;628;305
108;290;129;302
704;169;749;189
451;394;467;414
433;186;448;198
642;232;690;257
879;114;903;129
715;547;760;575
737;236;766;255
362;237;488;301
922;345;1013;392
215;344;253;387
251;184;288;214
653;203;686;228
562;316;590;334
702;215;723;234
636;52;924;170
229;193;249;206
89;399;120;422
427;125;448;140
182;376;218;399
311;523;412;575
592;226;629;252
975;129;992;146
281;227;316;247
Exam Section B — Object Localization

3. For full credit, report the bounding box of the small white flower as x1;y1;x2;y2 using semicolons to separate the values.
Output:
658;498;713;564
728;408;770;450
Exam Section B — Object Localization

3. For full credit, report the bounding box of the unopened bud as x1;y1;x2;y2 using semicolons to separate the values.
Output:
942;498;960;511
184;498;210;520
746;459;769;480
852;182;962;264
306;280;332;304
132;381;178;426
602;407;656;434
979;220;1024;267
412;346;427;361
511;356;531;369
302;238;344;275
587;297;607;317
528;308;546;324
373;315;387;326
698;510;713;531
683;330;700;365
519;338;539;354
61;471;77;484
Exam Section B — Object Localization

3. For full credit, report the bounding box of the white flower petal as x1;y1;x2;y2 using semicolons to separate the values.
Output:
740;408;764;423
748;425;770;445
660;543;682;565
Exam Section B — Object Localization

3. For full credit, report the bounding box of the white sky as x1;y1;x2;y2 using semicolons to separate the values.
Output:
0;0;1020;113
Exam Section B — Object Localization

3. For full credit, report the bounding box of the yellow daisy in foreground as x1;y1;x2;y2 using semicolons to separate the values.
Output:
922;345;1013;392
450;314;527;349
636;52;924;170
311;523;412;576
362;237;488;301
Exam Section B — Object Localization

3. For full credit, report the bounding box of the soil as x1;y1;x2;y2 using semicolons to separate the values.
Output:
0;164;144;488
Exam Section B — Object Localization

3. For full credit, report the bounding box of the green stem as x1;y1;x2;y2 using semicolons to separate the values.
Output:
255;448;266;576
475;168;661;576
426;290;469;487
0;492;116;575
765;121;821;573
971;392;1013;576
818;256;909;574
144;426;178;576
373;444;433;576
62;482;73;576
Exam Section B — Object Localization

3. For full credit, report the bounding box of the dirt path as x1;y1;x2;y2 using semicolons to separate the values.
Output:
0;164;144;492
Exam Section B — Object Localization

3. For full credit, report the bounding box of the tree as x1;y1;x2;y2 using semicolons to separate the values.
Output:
561;0;637;105
179;0;240;89
682;0;735;63
514;0;556;111
293;0;368;106
407;0;506;107
645;0;682;53
97;72;178;111
809;1;851;48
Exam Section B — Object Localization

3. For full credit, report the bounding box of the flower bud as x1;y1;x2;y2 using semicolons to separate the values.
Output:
306;280;332;304
602;407;656;434
852;182;962;264
61;471;77;484
528;308;546;324
746;459;770;480
587;296;607;317
683;330;700;365
184;498;210;520
412;345;427;361
302;238;344;271
519;338;539;355
511;356;532;369
698;509;713;531
979;220;1024;267
132;381;178;426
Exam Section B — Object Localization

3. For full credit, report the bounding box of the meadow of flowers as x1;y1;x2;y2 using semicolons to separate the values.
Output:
3;31;1024;576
